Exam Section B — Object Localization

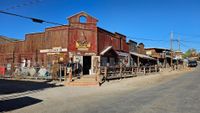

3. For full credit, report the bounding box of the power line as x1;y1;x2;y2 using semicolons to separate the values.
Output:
173;32;200;39
125;33;199;51
169;31;200;51
127;36;168;42
180;42;200;51
171;32;200;43
2;0;43;11
180;42;191;48
0;10;64;26
180;39;200;44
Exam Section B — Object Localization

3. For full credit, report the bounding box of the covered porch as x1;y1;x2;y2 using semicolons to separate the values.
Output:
130;52;157;67
100;46;119;67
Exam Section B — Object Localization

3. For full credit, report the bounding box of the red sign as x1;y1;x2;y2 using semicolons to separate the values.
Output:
0;66;5;76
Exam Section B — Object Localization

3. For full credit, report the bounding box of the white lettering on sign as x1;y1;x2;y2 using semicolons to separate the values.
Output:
40;47;68;53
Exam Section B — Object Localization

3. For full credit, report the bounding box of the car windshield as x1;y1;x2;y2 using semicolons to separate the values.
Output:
189;61;197;63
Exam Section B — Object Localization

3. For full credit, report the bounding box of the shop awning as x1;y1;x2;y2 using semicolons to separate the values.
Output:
130;52;155;60
116;51;129;57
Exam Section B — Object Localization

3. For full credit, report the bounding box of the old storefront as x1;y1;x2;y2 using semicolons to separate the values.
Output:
0;12;154;76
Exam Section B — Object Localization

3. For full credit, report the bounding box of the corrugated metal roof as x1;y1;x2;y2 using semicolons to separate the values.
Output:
116;51;129;57
130;52;155;60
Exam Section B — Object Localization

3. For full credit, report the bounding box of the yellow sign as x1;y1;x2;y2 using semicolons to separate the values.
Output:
76;40;91;51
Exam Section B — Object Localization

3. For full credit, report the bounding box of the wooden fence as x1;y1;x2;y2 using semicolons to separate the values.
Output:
0;64;185;84
99;65;159;81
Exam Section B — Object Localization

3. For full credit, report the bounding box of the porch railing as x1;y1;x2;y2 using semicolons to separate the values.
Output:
100;65;160;80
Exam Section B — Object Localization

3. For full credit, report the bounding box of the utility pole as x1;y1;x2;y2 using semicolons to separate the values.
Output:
178;35;181;51
170;31;173;66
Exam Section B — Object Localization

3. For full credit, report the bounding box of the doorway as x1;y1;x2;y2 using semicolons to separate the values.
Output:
83;56;91;75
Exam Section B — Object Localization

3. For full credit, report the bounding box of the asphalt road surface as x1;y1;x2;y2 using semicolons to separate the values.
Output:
2;67;200;113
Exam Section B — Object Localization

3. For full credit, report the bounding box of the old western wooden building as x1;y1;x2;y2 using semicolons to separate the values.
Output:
0;12;155;75
145;48;172;67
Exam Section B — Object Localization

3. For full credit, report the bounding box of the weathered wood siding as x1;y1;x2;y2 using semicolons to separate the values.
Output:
0;12;133;66
97;28;129;54
97;28;119;53
44;26;69;49
0;25;70;66
68;12;98;54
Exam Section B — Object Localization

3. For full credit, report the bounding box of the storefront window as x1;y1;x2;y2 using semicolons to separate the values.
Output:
101;57;107;66
110;57;115;66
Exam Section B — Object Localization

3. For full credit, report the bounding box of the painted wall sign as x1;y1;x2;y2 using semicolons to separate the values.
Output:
76;40;91;51
40;47;67;53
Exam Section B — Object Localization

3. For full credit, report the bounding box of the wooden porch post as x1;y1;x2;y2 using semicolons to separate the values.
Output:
64;67;67;81
137;56;140;73
120;64;122;79
131;67;134;75
68;67;72;82
149;66;151;73
137;56;140;67
155;65;157;72
104;66;107;79
143;67;146;75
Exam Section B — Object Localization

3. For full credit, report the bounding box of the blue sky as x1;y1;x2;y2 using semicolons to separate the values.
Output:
0;0;200;52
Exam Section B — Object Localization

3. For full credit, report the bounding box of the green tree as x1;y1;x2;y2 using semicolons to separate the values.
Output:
183;48;197;58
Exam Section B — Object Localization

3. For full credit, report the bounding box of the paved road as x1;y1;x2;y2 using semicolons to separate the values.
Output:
59;67;200;113
2;67;200;113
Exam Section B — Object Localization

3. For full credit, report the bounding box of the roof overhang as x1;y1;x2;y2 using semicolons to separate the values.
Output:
100;46;118;56
130;52;155;60
145;47;171;51
116;51;129;57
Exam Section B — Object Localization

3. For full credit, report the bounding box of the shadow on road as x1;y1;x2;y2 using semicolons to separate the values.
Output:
0;96;42;112
0;79;62;95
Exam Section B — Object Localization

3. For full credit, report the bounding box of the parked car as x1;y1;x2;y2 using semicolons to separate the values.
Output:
187;60;198;67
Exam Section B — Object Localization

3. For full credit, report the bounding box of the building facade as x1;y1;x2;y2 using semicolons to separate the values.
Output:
0;12;132;75
145;48;172;67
